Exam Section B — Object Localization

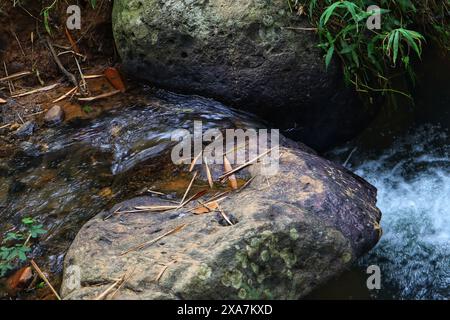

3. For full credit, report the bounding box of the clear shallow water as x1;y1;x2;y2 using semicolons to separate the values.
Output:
0;89;263;298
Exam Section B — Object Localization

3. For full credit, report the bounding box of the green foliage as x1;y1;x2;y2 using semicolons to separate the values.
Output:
0;217;47;277
289;0;449;100
82;105;93;113
10;0;98;35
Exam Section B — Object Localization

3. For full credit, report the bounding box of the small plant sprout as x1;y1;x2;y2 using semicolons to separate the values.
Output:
0;217;47;277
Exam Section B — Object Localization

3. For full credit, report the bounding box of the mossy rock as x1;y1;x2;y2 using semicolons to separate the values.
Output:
112;0;376;150
61;146;381;299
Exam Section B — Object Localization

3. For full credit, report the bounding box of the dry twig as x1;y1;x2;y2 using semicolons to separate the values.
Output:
120;224;187;256
30;260;61;300
219;148;274;180
179;171;198;206
12;83;59;98
77;90;121;102
52;86;77;103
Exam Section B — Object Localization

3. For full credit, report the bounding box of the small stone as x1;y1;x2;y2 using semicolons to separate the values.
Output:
44;105;64;125
14;121;36;137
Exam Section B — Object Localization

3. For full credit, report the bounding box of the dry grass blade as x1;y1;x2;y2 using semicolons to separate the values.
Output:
147;189;165;196
204;157;214;189
84;74;104;79
52;86;77;103
223;155;238;190
178;189;208;209
65;27;80;54
77;90;121;102
12;83;59;98
179;171;198;206
103;206;123;221
218;206;234;226
30;260;61;300
134;205;179;212
3;62;14;94
204;191;230;203
192;200;219;215
237;176;255;193
95;268;135;300
0;71;32;82
189;151;202;172
57;50;86;59
224;143;247;157
155;260;177;282
0;98;6;104
219;148;274;180
109;268;136;299
0;123;11;130
95;278;123;300
120;224;187;256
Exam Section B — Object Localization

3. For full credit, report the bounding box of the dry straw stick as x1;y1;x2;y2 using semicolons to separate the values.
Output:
30;260;61;300
120;224;187;256
189;151;202;172
0;71;32;82
218;205;234;226
52;86;77;103
12;83;59;98
179;171;198;206
77;89;121;102
155;260;177;282
219;148;274;180
95;268;135;300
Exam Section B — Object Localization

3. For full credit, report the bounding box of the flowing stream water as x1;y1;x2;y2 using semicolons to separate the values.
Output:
0;53;448;299
310;53;450;299
0;88;263;298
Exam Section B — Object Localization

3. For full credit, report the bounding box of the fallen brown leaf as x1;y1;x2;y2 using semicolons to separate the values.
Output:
192;201;219;214
104;67;126;92
6;266;33;291
223;156;238;190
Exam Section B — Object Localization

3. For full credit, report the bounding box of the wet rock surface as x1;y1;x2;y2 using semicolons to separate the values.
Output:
14;121;36;137
112;0;374;150
61;146;381;300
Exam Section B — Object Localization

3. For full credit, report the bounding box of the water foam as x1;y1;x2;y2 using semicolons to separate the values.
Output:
350;125;449;299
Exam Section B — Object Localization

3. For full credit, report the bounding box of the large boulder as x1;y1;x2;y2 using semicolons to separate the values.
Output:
112;0;375;150
60;146;381;300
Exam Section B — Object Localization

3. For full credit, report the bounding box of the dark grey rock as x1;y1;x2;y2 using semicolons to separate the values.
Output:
60;146;381;300
112;0;377;150
14;121;36;137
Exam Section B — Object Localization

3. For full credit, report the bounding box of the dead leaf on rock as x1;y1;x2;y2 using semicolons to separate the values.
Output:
104;67;126;92
192;201;219;215
6;266;33;291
